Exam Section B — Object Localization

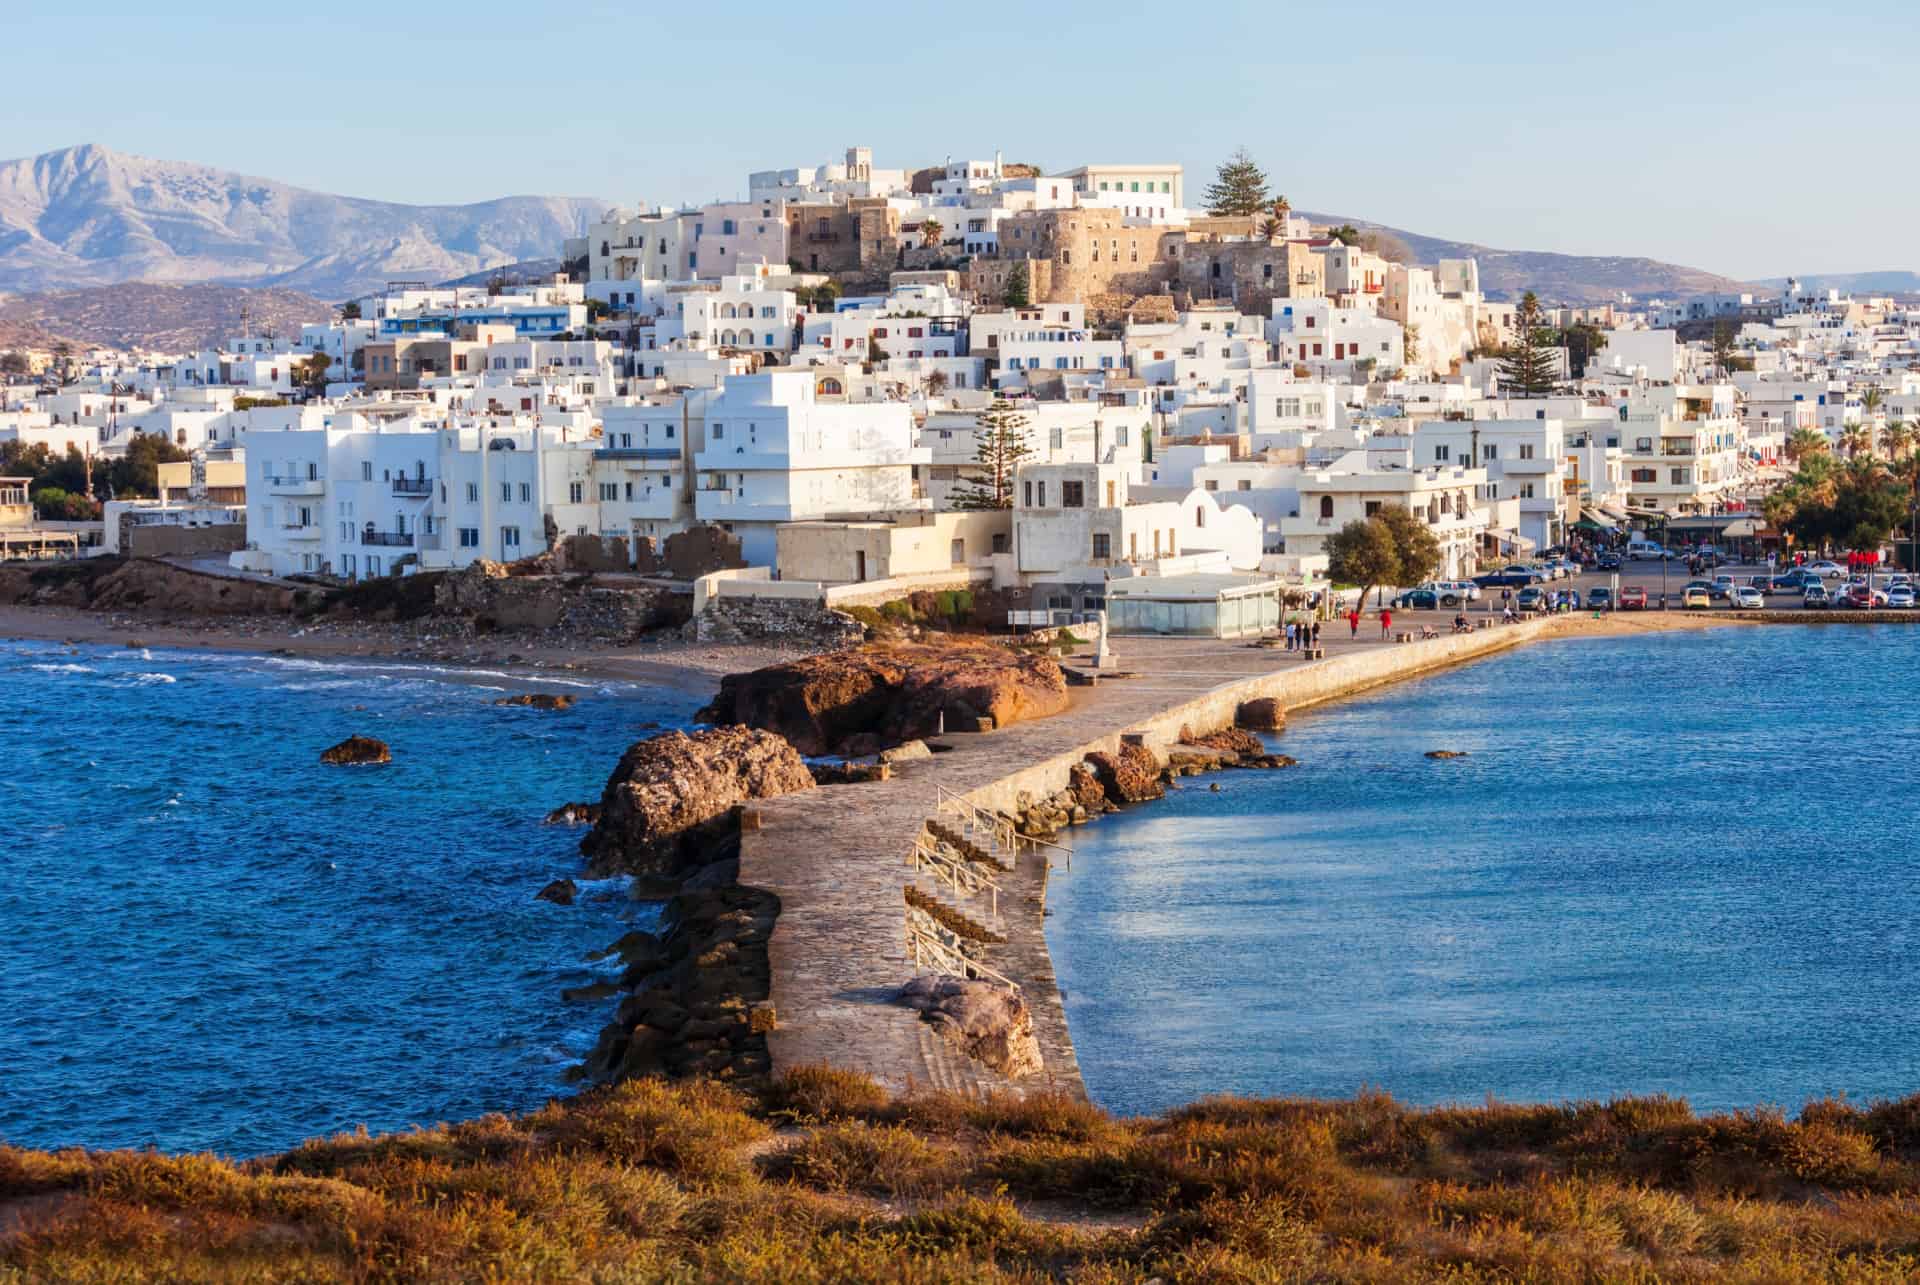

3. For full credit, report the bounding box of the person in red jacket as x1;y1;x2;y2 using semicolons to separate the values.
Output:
1346;607;1360;637
1380;607;1393;637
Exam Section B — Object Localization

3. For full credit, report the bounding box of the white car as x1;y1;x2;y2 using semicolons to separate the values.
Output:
1888;585;1916;609
1806;560;1847;577
1729;586;1764;610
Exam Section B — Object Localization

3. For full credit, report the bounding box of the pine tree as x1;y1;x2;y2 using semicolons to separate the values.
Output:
951;399;1032;510
1002;261;1031;308
1498;292;1559;398
1204;148;1270;217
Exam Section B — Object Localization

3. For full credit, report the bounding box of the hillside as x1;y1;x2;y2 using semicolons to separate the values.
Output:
0;284;333;353
0;144;607;298
1301;210;1751;303
1753;270;1920;295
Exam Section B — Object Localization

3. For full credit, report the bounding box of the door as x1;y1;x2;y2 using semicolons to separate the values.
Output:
855;551;867;582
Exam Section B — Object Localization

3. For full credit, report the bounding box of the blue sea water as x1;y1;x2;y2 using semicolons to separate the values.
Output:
0;639;699;1156
1047;625;1920;1118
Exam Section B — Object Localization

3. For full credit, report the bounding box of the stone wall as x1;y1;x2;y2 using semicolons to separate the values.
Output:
434;561;686;640
561;534;632;573
693;596;865;646
1174;239;1325;317
126;523;247;560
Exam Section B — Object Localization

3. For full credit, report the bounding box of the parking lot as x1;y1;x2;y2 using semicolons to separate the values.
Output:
1377;555;1915;623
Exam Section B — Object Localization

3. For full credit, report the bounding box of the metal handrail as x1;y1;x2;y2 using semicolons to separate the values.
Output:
908;835;1001;918
934;783;1016;854
905;920;1019;991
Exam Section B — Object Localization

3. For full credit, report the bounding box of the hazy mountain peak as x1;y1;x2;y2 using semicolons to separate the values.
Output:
0;144;606;299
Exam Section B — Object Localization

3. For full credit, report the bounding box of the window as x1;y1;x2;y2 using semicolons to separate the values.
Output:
569;481;584;504
361;461;372;481
1519;443;1535;460
1092;532;1111;559
1483;443;1498;461
464;482;478;503
501;526;521;549
500;482;512;502
1061;480;1084;507
1319;496;1334;519
1631;468;1657;483
1435;444;1450;462
1037;481;1047;506
1520;483;1536;499
1237;479;1251;491
600;482;618;501
518;483;531;503
1023;480;1033;506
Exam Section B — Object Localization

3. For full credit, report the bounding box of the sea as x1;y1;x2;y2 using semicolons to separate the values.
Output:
0;639;699;1157
1046;625;1920;1118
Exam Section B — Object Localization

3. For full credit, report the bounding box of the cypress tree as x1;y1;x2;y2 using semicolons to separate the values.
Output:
1002;261;1031;308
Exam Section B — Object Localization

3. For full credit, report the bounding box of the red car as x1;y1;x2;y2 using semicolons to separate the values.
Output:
1618;585;1649;610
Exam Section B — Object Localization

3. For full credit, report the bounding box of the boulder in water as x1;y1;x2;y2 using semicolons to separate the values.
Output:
1235;698;1286;731
1425;750;1468;760
544;801;602;826
536;878;578;905
320;735;391;766
495;693;577;711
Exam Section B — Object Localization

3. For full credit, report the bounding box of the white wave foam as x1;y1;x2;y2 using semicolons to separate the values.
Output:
131;673;178;684
29;663;95;675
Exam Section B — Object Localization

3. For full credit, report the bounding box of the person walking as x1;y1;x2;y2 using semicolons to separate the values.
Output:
1380;607;1393;638
1346;607;1360;638
1284;619;1296;651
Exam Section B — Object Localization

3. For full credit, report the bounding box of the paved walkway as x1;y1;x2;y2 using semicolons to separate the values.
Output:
736;618;1581;1098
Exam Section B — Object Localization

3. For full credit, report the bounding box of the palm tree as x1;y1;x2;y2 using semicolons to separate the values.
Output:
1884;420;1914;461
1786;427;1828;463
1840;425;1872;459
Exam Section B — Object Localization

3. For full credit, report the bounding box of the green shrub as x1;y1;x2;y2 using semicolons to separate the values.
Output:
878;599;917;623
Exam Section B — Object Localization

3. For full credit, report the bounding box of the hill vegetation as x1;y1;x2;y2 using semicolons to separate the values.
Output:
0;283;333;353
9;1068;1920;1280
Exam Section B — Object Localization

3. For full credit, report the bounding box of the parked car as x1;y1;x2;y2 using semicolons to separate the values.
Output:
1681;586;1712;608
1745;575;1772;591
1618;585;1649;610
1473;567;1544;588
1839;584;1887;609
1806;560;1847;577
1711;574;1737;599
1392;588;1440;609
1586;586;1613;610
1803;584;1832;608
1418;580;1481;605
1769;571;1816;593
1889;585;1916;609
1597;552;1622;570
1730;586;1765;610
1516;586;1547;610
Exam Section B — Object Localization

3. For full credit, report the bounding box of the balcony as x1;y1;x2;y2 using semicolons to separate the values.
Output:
267;474;324;496
594;446;681;463
282;524;321;540
360;531;414;547
391;476;433;496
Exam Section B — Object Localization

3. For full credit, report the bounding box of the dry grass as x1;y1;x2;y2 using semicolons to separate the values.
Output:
10;1069;1920;1281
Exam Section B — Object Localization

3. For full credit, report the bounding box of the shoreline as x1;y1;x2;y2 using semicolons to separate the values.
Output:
0;603;809;692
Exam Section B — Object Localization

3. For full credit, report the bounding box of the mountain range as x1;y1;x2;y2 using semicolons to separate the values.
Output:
0;144;607;298
1752;271;1920;296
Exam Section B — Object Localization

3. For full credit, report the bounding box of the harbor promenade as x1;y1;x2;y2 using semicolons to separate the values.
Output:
735;613;1593;1098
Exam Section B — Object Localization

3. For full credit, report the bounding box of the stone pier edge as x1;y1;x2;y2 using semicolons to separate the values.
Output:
746;614;1597;1099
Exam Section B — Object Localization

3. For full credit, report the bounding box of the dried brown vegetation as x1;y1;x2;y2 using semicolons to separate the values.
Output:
9;1073;1920;1281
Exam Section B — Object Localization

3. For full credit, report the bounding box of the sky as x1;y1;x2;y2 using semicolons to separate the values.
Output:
7;0;1916;281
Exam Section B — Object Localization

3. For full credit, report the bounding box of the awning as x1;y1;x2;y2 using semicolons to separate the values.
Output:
1722;517;1762;537
1575;514;1618;530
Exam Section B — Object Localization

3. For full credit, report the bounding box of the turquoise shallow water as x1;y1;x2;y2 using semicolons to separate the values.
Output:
1046;626;1920;1118
0;640;696;1156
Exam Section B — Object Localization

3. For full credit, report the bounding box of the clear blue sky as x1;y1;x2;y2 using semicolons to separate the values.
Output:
8;0;1915;281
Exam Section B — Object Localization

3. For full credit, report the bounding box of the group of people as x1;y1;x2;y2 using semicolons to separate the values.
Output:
1281;617;1323;651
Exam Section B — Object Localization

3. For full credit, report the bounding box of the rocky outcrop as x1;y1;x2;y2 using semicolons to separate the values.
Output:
1180;724;1266;756
1066;763;1108;815
579;727;815;878
577;885;779;1086
319;735;391;765
1085;743;1165;805
1236;698;1287;731
697;644;1069;756
431;559;686;641
691;598;865;647
895;975;1041;1079
544;801;602;826
1425;749;1469;759
495;693;576;711
535;878;577;905
0;557;316;615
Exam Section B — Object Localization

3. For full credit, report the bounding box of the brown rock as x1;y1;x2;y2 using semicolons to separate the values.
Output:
1085;742;1165;805
544;801;602;826
1181;724;1266;756
1425;750;1469;759
579;727;815;877
319;735;391;766
696;643;1067;756
495;693;577;711
1067;763;1107;814
895;975;1042;1078
1236;698;1287;731
535;878;578;905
